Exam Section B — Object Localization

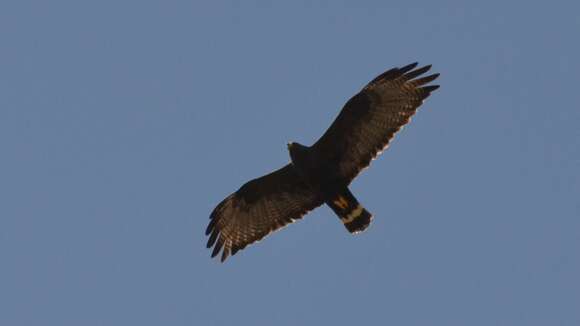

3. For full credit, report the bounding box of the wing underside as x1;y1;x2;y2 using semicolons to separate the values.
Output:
313;63;439;183
206;164;323;262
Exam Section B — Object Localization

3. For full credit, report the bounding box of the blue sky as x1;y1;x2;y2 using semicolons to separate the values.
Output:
1;1;579;325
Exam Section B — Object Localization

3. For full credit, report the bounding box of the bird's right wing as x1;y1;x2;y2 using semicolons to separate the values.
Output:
206;164;323;262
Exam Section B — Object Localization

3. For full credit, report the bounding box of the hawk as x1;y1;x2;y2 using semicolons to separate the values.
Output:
206;62;439;262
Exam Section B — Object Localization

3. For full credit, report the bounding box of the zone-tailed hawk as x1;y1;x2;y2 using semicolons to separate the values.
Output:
206;62;439;262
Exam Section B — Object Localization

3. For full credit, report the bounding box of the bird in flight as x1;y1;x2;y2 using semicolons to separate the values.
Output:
206;62;439;262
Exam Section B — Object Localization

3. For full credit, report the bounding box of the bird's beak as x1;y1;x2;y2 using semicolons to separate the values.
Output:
287;142;292;150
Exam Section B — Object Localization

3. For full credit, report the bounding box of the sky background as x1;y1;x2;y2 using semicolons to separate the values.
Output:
1;1;579;325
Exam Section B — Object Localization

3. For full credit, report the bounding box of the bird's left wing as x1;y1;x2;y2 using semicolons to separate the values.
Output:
206;164;323;262
312;63;440;183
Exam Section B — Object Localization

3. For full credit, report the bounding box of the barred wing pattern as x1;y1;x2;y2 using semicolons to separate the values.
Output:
206;164;323;262
313;63;440;183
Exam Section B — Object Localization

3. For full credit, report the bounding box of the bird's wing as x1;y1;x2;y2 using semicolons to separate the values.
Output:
312;63;440;183
206;164;323;262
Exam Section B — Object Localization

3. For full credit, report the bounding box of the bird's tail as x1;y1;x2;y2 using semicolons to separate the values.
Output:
326;188;373;233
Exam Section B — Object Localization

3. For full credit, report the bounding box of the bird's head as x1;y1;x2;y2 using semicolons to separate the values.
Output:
287;142;308;165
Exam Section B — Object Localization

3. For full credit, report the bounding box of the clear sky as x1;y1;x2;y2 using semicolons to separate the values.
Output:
1;1;579;325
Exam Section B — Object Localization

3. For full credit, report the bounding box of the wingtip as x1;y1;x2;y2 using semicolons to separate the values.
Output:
211;238;223;258
206;229;219;248
205;218;216;236
400;62;419;73
425;85;440;92
220;249;230;262
211;248;220;258
422;64;433;74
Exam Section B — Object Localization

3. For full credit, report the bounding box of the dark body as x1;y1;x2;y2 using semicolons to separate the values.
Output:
206;63;439;262
288;91;373;191
288;142;344;193
287;93;375;234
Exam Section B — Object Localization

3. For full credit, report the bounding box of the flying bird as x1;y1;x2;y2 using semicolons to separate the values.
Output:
206;62;439;262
